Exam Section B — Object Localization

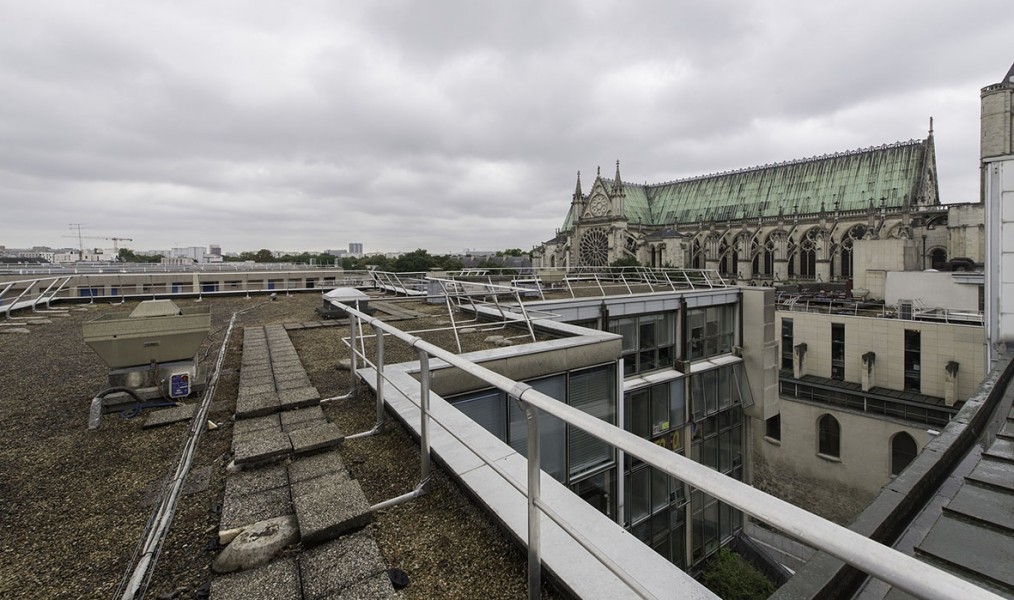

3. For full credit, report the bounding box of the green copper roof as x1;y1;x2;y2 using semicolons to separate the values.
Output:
562;138;935;231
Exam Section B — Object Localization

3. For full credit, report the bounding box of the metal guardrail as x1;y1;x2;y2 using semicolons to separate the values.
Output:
776;297;985;325
0;271;376;317
329;299;1002;600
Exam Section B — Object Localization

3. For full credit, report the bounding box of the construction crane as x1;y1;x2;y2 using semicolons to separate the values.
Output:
61;231;134;260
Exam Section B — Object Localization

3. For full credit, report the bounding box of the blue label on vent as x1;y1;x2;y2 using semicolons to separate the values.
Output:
170;373;191;398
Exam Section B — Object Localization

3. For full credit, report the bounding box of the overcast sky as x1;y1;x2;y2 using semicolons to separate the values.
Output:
1;1;1012;256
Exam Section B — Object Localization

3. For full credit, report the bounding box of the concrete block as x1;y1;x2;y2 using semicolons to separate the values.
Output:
292;476;372;545
333;572;399;599
289;423;345;455
238;383;275;397
298;531;388;600
276;377;313;391
278;387;320;410
288;452;348;485
280;405;325;431
224;464;288;498
210;556;300;600
233;414;281;437
220;487;293;543
236;392;280;419
233;431;291;465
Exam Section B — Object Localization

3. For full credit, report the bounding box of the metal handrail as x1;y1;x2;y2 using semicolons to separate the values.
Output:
330;298;1002;600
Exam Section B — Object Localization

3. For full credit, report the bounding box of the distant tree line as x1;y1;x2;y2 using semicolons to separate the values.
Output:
116;246;529;273
117;248;166;263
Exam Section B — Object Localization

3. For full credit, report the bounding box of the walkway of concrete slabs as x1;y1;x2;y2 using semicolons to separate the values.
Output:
213;325;398;600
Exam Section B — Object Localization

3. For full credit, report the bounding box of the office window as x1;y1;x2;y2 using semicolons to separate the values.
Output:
904;330;921;392
831;323;845;380
817;414;841;458
609;313;675;376
781;318;794;370
626;380;686;441
568;366;617;479
891;432;918;476
687;305;736;360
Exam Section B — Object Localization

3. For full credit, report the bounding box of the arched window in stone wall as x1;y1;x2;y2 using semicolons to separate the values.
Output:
763;236;774;276
800;229;818;279
691;238;703;269
817;414;841;458
719;240;730;275
890;432;917;476
930;247;947;270
840;225;867;280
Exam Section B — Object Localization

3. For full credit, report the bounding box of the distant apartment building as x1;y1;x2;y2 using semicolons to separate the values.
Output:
172;246;223;264
348;243;363;258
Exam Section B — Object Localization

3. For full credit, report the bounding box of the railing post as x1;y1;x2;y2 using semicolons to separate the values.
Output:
374;323;385;433
417;349;432;488
523;400;542;600
349;313;359;399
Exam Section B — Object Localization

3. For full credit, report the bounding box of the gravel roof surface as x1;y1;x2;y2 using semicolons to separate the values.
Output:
0;293;560;599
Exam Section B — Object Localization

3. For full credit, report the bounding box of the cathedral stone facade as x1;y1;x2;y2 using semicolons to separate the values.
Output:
535;128;981;286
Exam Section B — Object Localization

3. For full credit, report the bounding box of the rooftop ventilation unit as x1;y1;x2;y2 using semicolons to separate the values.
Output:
83;299;211;415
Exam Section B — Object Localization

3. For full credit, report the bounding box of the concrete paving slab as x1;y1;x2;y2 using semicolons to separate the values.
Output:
279;405;325;429
234;414;281;436
233;431;291;465
240;363;272;375
274;370;310;383
238;383;275;397
238;374;275;387
335;571;400;599
278;387;320;410
292;476;373;546
275;378;313;392
142;403;196;428
281;416;327;434
288;452;348;485
220;487;293;539
290;423;344;455
236;392;280;419
271;361;305;373
211;556;300;600
299;532;388;600
224;464;288;498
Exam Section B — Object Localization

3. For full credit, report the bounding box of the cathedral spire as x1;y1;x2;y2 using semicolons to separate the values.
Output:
611;160;625;197
573;170;583;202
